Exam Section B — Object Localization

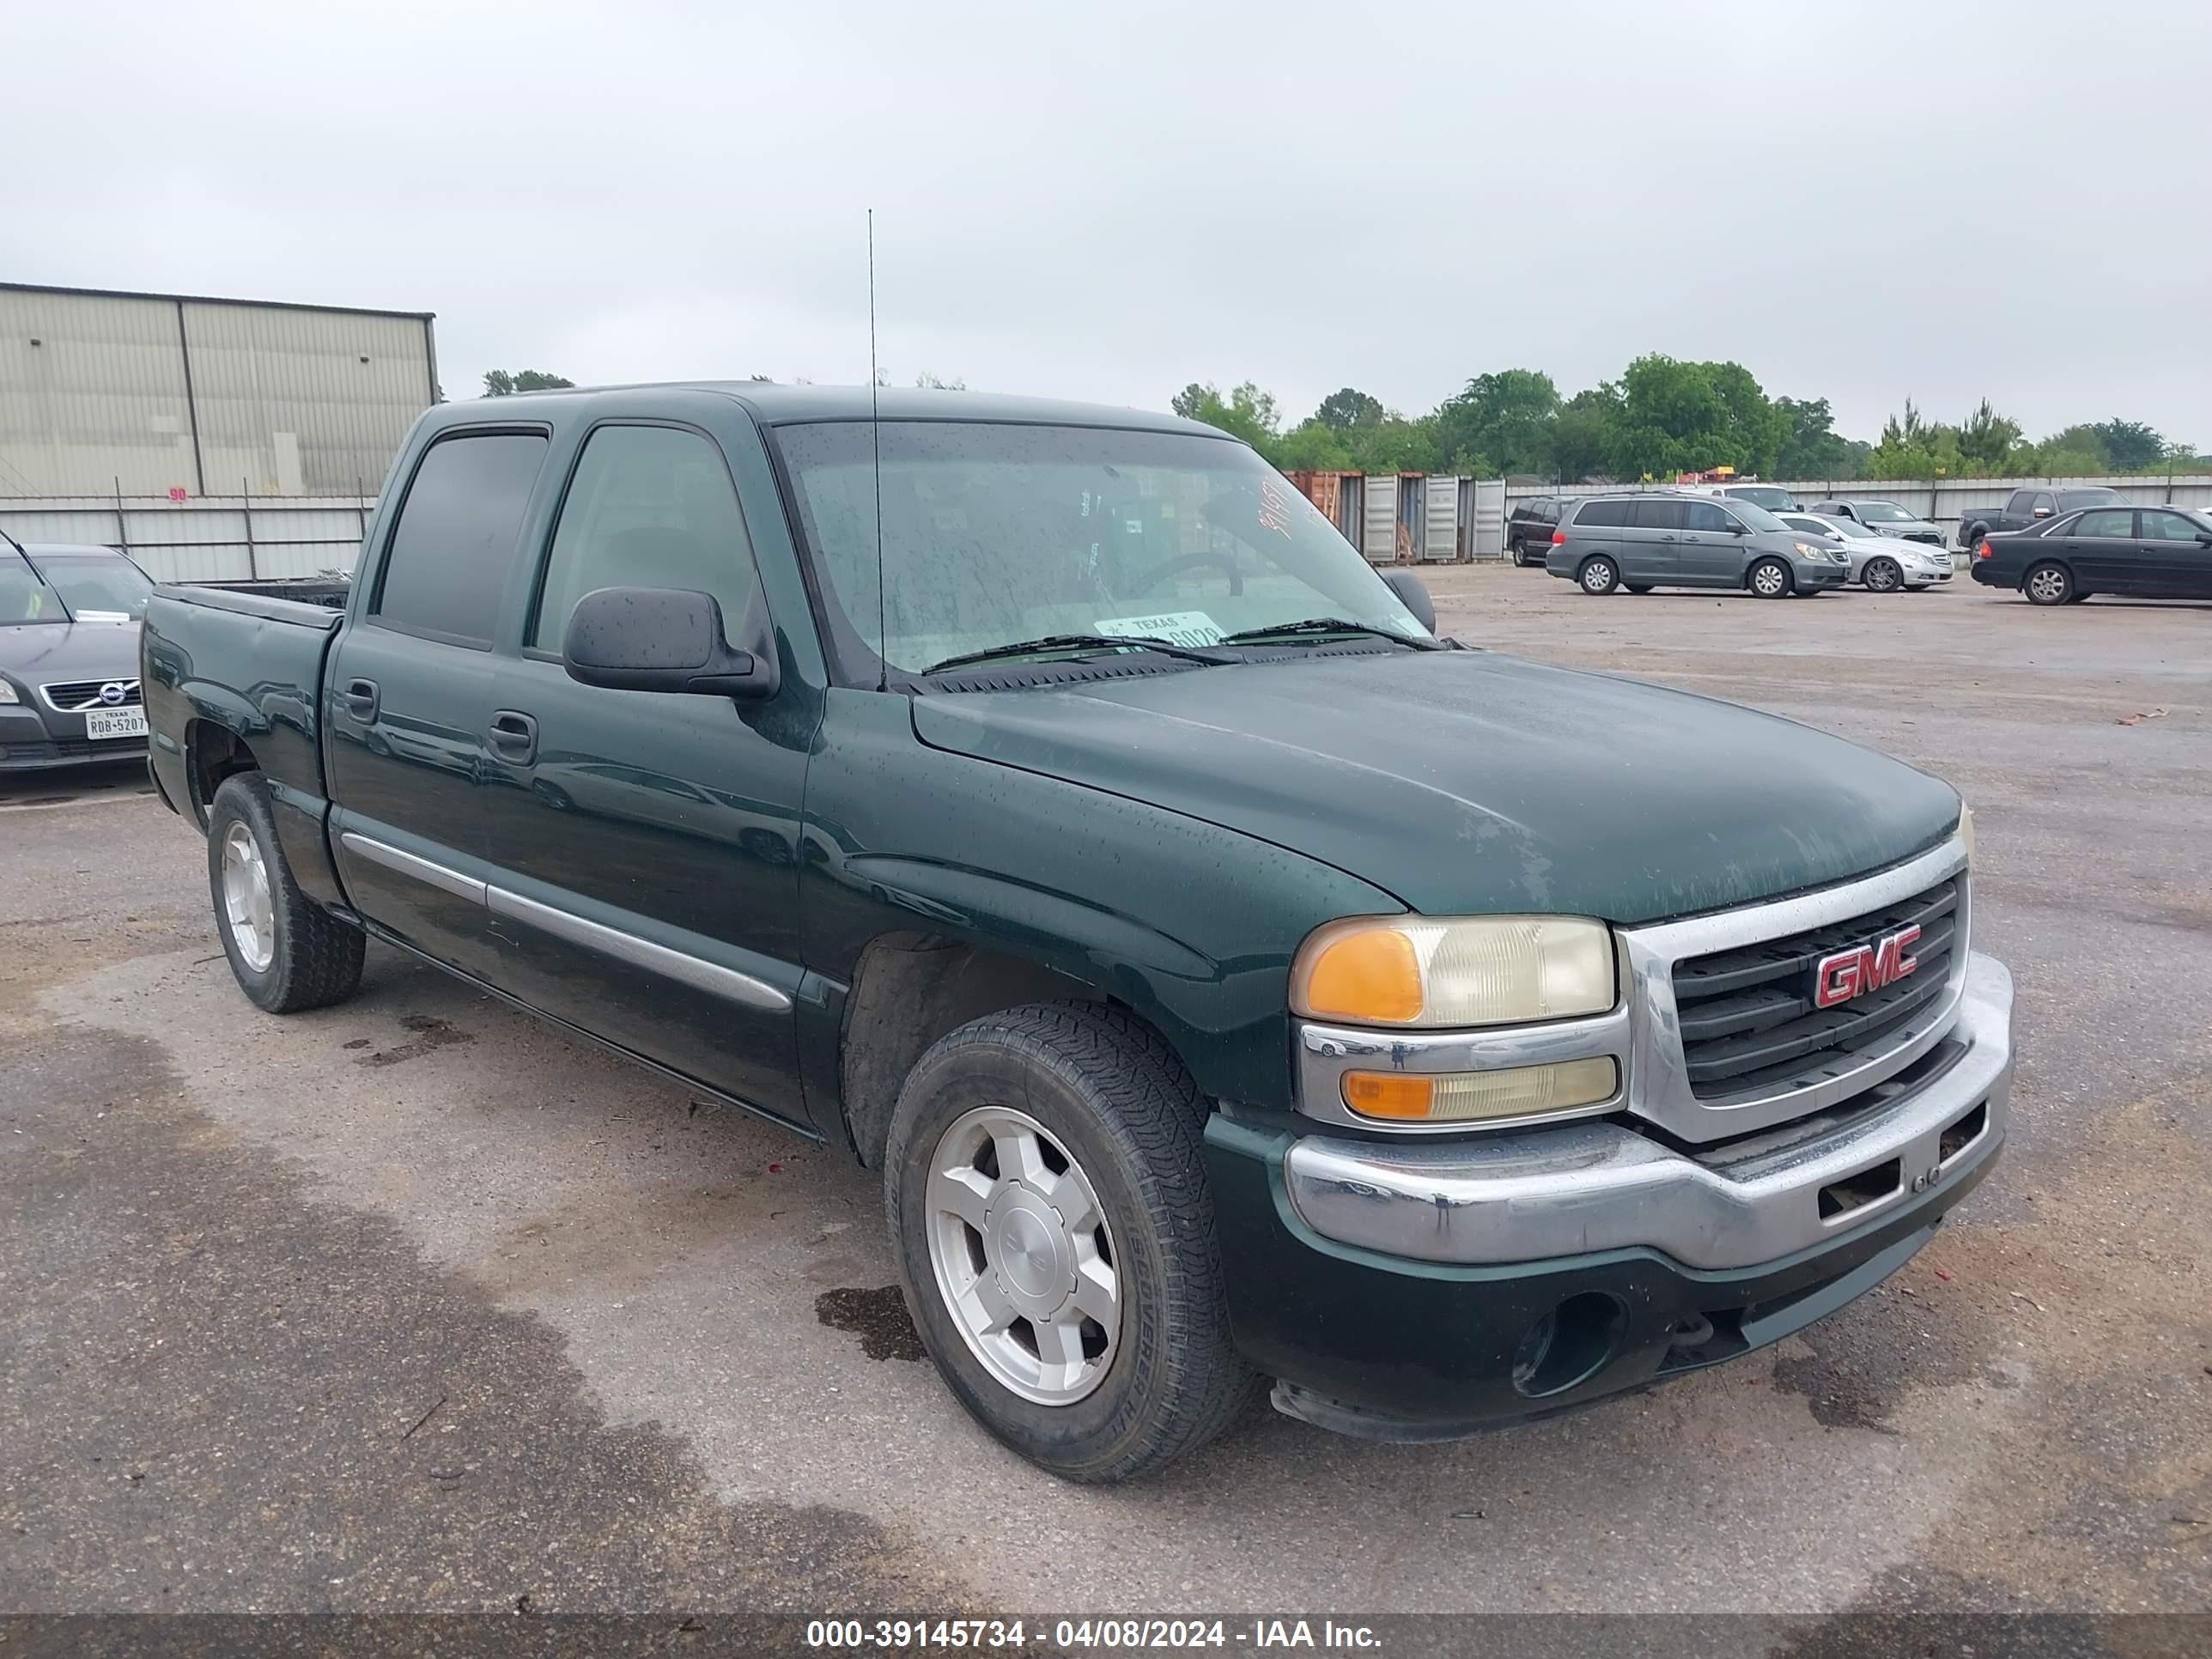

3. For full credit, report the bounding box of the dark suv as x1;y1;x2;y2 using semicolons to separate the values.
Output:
1547;493;1850;598
1505;495;1566;565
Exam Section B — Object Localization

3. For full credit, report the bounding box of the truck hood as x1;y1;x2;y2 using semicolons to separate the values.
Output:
912;649;1960;927
0;620;143;680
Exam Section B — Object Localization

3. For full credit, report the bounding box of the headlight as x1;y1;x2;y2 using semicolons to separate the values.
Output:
1958;804;1973;863
1791;541;1825;558
0;679;19;705
1292;915;1615;1029
1341;1058;1620;1124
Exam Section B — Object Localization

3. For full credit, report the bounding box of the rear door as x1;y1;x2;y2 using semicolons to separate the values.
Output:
2063;506;2141;592
325;426;549;976
1624;499;1689;583
476;410;812;1123
2136;508;2212;598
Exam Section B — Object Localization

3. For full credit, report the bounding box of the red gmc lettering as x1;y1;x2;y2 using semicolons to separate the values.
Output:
1814;924;1921;1008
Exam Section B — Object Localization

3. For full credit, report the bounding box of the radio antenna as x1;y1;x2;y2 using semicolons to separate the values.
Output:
868;208;888;692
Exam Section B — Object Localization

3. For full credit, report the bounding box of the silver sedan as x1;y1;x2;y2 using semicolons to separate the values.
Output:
1779;514;1954;592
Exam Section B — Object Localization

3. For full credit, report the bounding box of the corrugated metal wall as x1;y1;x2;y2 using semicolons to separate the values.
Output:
0;286;434;498
0;494;371;583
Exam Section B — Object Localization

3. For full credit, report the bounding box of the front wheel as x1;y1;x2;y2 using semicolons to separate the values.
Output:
884;1004;1255;1483
1623;583;1654;594
1577;556;1620;595
2024;562;2074;606
206;773;365;1013
1863;556;1903;592
1749;558;1793;599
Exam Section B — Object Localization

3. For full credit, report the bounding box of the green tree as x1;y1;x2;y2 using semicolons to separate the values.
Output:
2091;419;2165;472
1273;418;1354;471
1170;382;1281;451
1341;413;1443;477
1773;396;1870;481
1605;355;1732;480
482;368;574;397
1546;386;1622;483
1435;369;1560;477
1314;387;1386;432
1955;399;2026;475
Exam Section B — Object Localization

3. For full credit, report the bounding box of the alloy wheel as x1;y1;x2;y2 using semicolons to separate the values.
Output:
924;1104;1121;1406
220;821;276;973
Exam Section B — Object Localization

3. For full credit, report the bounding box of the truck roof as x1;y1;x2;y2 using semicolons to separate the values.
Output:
457;381;1229;437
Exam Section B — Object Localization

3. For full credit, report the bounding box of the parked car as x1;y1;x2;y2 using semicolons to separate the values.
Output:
1970;503;2212;605
143;384;2010;1481
1547;492;1850;597
0;539;155;771
1505;495;1566;564
1686;482;1800;514
1956;485;2130;550
1807;499;1948;547
1780;513;1954;592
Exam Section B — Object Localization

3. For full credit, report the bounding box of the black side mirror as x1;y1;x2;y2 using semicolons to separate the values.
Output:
1382;568;1436;633
2197;532;2212;546
563;586;780;701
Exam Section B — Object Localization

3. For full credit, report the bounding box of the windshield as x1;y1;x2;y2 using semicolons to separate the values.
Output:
26;553;153;622
0;556;69;625
1729;501;1790;533
1726;486;1796;512
1780;515;1837;537
771;421;1429;678
1854;501;1915;523
1830;515;1886;538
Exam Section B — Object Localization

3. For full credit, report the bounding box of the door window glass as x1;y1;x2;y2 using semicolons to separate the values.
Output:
1684;501;1733;532
374;432;549;645
1575;500;1631;528
2073;508;2133;538
1631;500;1688;530
2140;511;2203;543
531;425;760;650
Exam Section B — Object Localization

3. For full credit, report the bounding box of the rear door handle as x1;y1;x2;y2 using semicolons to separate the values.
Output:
489;709;538;767
341;678;379;723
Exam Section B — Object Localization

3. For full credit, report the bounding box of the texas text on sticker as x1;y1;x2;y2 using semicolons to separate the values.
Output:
1093;611;1226;647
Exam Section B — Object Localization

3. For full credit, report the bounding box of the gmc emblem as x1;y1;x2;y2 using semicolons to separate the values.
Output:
1813;924;1921;1009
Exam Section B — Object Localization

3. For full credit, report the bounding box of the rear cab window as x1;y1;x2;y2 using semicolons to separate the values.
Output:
371;430;550;647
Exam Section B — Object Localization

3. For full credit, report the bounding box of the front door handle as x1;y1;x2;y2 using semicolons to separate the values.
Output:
342;678;379;723
488;709;538;767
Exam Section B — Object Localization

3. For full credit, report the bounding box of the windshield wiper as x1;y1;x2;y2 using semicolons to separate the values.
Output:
1218;617;1442;648
922;634;1237;675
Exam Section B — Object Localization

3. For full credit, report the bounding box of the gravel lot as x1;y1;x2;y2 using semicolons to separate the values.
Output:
3;570;2208;1636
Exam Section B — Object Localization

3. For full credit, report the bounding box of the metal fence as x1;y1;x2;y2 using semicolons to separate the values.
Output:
0;493;370;583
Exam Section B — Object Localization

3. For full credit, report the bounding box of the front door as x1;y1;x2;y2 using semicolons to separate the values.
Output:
1678;499;1749;585
2135;508;2212;599
476;418;813;1124
325;427;550;979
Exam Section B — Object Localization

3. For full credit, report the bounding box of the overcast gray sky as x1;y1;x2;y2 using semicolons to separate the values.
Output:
12;1;2209;446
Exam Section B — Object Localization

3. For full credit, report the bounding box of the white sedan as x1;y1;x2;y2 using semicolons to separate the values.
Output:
1779;514;1954;592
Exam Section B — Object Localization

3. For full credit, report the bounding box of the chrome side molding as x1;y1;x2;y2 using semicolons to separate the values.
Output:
338;831;488;904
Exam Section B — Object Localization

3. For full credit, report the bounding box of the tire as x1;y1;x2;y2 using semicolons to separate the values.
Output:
206;773;366;1014
2023;562;2074;606
884;1002;1255;1483
1863;556;1903;593
1748;557;1793;599
1623;584;1653;594
1577;556;1620;595
1960;523;1988;551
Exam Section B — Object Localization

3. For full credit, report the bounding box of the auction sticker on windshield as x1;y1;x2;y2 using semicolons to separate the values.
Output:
1094;611;1226;647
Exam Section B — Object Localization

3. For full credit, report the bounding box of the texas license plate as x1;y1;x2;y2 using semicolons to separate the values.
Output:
84;707;147;740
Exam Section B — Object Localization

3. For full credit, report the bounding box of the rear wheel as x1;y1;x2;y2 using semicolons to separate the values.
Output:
206;773;365;1013
1748;558;1793;599
1863;556;1903;592
1577;556;1620;595
884;1003;1254;1483
2024;562;2074;606
1623;583;1653;594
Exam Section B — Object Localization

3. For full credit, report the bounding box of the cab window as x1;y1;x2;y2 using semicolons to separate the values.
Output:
530;424;761;651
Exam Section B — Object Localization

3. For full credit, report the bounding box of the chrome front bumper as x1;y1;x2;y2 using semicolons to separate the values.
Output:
1283;951;2012;1271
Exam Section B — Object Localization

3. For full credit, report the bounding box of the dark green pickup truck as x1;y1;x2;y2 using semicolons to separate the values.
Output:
143;385;2014;1481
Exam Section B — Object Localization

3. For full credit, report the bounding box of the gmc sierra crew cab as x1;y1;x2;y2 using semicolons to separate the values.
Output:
143;384;2014;1482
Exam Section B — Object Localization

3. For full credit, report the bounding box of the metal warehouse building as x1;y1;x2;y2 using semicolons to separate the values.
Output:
0;283;437;499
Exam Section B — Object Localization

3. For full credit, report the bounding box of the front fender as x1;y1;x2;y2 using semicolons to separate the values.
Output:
799;688;1403;1110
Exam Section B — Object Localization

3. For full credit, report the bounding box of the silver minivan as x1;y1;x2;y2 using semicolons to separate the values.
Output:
1545;493;1850;599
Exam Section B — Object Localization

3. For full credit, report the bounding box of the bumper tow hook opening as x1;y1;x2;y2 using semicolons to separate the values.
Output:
1510;1292;1627;1399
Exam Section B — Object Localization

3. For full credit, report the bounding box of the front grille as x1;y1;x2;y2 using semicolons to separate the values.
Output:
1901;532;1943;544
1672;878;1960;1103
40;678;142;713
